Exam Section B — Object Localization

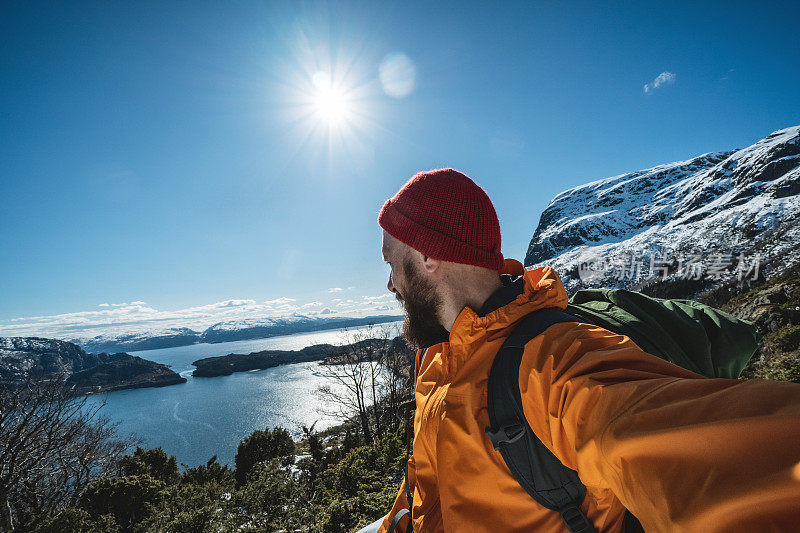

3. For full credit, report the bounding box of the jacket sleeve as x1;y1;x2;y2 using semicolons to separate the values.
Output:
518;321;800;533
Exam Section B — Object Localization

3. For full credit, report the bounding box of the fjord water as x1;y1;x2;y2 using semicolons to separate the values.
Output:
84;322;403;467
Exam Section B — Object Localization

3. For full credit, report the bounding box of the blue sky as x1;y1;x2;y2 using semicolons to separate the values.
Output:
1;1;799;337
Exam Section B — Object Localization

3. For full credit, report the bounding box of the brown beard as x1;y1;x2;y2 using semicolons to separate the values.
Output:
396;257;451;350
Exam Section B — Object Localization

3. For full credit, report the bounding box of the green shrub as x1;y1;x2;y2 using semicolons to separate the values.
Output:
774;324;800;352
229;459;296;531
138;482;224;533
322;445;386;498
79;475;166;532
234;427;295;486
743;353;800;383
119;447;180;484
316;488;398;533
181;455;234;486
35;508;119;533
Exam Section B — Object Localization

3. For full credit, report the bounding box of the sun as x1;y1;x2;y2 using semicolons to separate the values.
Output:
274;51;376;164
311;71;348;124
314;87;346;121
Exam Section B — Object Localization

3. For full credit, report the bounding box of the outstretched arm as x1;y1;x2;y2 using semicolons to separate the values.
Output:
519;321;800;532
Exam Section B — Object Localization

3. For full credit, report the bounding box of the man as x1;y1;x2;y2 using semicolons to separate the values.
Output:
375;168;800;532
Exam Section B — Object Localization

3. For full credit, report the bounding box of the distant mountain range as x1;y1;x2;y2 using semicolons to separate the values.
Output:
71;314;403;353
525;125;800;294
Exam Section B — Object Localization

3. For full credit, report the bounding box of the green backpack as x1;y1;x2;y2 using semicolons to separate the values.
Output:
566;288;760;378
484;288;761;533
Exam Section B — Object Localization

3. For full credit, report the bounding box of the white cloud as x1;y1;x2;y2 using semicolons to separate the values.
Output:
644;71;676;93
0;288;403;342
328;287;343;293
0;297;294;340
362;294;394;302
214;299;255;308
264;297;295;305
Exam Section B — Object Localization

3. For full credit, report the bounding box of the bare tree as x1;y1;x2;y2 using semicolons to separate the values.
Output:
0;375;130;531
380;333;414;434
316;323;412;444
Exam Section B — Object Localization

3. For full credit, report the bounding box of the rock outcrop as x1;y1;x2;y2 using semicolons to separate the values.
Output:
0;337;186;393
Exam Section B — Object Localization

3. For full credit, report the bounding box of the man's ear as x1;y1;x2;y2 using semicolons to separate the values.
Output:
421;255;440;273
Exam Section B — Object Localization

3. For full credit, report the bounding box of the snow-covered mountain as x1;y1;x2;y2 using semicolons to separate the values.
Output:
198;314;402;344
71;327;202;354
73;314;403;353
525;126;800;294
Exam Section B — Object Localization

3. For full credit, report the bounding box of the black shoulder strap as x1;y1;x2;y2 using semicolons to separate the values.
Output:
485;308;597;533
388;508;410;533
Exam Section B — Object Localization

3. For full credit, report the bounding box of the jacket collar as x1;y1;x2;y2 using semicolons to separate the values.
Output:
415;259;570;374
476;273;525;317
446;261;569;348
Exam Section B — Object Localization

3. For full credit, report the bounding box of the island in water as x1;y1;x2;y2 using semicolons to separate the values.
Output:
191;343;335;377
0;337;186;394
192;336;413;377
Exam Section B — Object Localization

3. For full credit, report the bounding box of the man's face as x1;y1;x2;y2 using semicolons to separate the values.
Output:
383;232;450;349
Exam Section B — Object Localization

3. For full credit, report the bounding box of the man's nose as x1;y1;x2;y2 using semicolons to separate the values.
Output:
387;272;396;293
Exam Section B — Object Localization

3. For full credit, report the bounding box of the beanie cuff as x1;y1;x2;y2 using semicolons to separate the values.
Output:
379;200;505;271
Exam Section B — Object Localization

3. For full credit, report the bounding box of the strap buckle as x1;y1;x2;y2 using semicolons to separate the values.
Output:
558;504;594;533
485;423;525;450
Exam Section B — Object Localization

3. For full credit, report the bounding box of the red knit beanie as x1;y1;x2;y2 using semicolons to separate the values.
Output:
378;168;504;271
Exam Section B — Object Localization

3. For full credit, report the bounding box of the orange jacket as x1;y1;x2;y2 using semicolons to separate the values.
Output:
379;259;800;532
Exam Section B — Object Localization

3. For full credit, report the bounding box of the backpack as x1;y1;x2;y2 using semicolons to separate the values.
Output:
484;288;761;533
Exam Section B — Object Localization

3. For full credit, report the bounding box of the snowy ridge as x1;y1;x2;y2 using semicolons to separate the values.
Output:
525;126;800;292
70;327;200;345
202;314;316;333
197;314;401;344
0;337;64;354
71;314;403;353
